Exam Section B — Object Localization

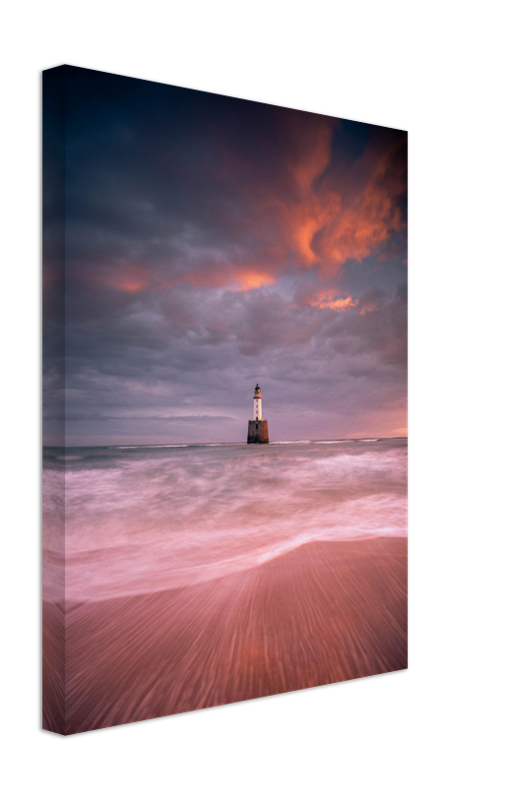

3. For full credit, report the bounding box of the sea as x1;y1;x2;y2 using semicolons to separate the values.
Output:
43;438;407;603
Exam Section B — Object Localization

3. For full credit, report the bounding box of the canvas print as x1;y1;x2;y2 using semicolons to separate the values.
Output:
43;66;407;735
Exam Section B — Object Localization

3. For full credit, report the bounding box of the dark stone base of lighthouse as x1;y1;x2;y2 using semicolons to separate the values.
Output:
247;419;269;444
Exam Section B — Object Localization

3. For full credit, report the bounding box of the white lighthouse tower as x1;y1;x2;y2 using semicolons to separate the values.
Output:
247;383;269;444
253;383;262;420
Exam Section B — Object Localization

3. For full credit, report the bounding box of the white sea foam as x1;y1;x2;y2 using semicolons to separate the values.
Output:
44;438;407;601
271;440;312;445
314;440;349;444
113;444;191;449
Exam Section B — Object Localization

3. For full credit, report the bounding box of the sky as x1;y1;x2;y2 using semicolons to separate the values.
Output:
43;66;407;446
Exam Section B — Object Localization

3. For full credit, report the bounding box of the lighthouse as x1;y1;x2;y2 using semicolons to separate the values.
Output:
247;384;269;444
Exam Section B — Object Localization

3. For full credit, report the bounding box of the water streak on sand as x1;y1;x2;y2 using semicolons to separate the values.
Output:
62;538;407;734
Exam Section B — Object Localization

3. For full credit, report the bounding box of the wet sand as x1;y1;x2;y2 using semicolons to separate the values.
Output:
42;547;65;733
46;537;407;734
42;601;65;733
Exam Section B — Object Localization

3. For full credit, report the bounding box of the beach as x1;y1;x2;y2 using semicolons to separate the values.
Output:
43;439;407;734
60;537;406;734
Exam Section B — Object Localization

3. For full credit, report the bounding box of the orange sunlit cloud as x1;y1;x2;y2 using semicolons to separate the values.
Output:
91;265;173;294
180;264;278;292
211;112;405;292
307;291;358;312
289;116;334;194
108;278;151;294
231;270;277;291
273;140;406;274
360;302;377;315
290;195;342;266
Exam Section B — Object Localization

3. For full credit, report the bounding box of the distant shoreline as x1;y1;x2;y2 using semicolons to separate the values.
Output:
44;436;408;450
